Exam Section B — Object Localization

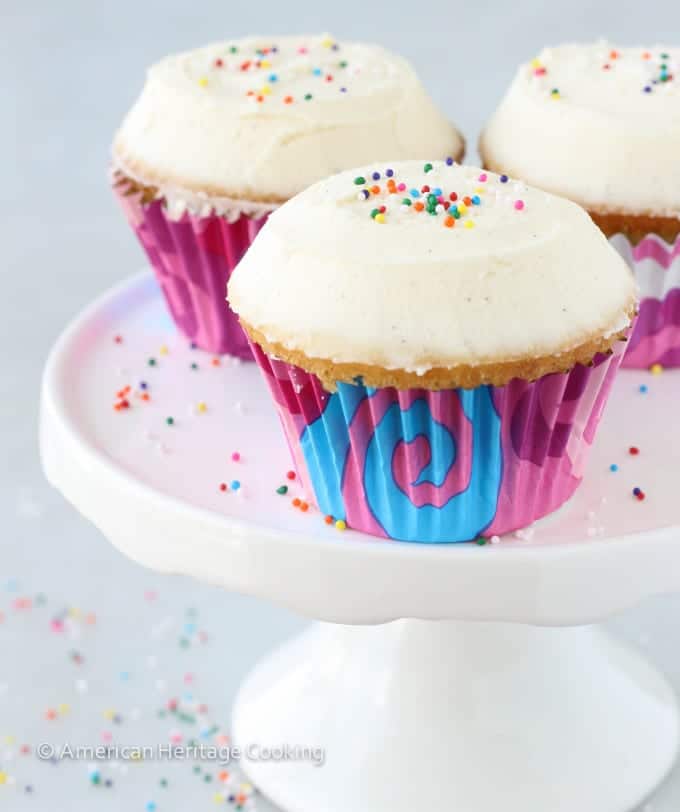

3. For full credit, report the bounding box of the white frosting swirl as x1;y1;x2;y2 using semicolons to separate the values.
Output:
113;35;463;204
228;161;635;373
480;43;680;218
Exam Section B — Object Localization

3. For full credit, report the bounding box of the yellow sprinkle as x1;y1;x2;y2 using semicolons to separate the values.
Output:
374;213;386;224
0;772;6;785
464;220;475;229
650;363;664;375
261;85;272;95
260;59;271;68
58;703;70;715
241;783;253;793
197;401;207;414
335;519;347;531
103;709;116;720
198;77;209;88
3;736;14;745
159;345;169;356
321;36;334;48
475;187;485;194
457;203;467;215
213;793;225;803
530;58;542;68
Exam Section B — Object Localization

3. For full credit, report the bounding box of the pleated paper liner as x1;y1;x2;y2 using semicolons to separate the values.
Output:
250;340;626;543
113;175;269;359
610;232;680;368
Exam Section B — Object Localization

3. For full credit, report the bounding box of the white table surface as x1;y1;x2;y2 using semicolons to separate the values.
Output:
3;2;680;809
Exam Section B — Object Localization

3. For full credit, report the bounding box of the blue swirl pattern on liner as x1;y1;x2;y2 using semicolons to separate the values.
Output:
363;388;502;541
299;383;503;542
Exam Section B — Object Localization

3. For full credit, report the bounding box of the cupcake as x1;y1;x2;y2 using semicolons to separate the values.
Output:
112;35;463;358
480;43;680;369
228;161;636;543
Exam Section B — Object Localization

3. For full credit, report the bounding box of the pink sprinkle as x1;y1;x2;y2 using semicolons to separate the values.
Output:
231;452;241;462
184;673;194;684
397;183;406;191
101;731;113;743
514;200;525;211
478;173;488;182
51;619;64;633
169;730;182;744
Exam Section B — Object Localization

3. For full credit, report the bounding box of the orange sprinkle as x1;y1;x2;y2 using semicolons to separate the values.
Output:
292;498;301;508
413;201;425;212
211;358;221;367
642;51;651;60
444;215;455;228
140;392;150;402
300;502;309;512
324;515;334;524
610;49;619;59
283;95;293;104
463;196;472;206
370;185;380;195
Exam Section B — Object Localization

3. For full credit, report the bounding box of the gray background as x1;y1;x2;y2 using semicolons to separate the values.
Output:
3;0;680;809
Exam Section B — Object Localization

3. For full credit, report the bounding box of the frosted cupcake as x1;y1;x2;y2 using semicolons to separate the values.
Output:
480;43;680;369
112;35;463;358
228;161;636;543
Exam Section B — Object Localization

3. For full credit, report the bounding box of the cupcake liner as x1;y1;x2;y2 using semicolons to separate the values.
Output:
250;341;626;543
609;232;680;368
114;182;269;358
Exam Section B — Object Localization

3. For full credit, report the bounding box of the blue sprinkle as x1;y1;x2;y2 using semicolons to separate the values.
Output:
385;168;394;177
339;86;347;92
139;381;148;390
312;67;322;76
146;804;157;812
610;464;619;472
268;73;278;82
432;187;443;196
471;195;481;205
500;175;509;183
445;156;454;166
372;171;380;180
639;384;648;393
231;480;241;491
410;188;420;198
190;341;198;349
643;86;652;93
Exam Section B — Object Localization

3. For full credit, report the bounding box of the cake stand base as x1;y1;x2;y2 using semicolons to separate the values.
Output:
233;620;678;812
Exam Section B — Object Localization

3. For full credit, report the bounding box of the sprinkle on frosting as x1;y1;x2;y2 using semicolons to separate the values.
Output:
352;161;529;228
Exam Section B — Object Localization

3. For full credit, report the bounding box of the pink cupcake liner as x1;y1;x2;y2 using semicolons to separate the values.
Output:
250;340;626;543
609;233;680;368
114;182;269;358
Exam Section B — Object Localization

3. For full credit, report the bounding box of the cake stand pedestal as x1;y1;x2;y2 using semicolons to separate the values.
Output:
41;273;680;812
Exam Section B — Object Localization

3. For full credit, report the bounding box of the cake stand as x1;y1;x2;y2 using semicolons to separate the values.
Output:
40;272;680;812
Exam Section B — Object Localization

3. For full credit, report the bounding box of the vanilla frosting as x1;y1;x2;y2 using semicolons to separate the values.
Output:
480;43;680;218
228;161;636;373
113;35;463;207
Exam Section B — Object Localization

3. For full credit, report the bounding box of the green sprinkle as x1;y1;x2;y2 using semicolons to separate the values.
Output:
148;358;157;366
402;198;412;206
339;60;348;68
304;93;312;100
276;485;288;495
370;208;379;219
190;362;199;370
159;779;168;788
204;774;213;783
193;765;201;775
166;417;174;426
475;537;487;546
423;162;433;173
353;176;366;185
229;46;238;53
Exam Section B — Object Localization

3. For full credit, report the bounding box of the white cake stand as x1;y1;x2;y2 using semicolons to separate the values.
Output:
41;272;680;812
